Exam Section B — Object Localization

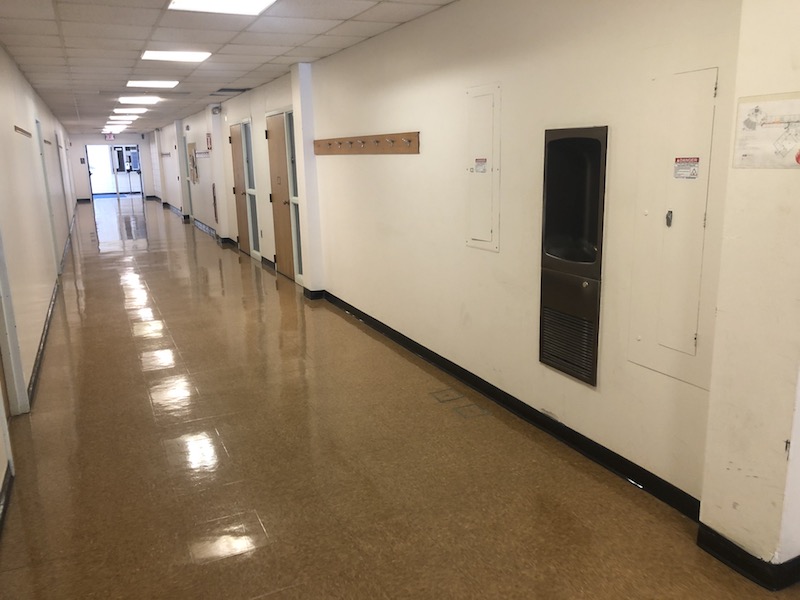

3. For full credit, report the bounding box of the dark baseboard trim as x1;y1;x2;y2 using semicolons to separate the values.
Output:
182;215;190;223
161;202;171;209
261;256;275;270
216;236;237;249
146;195;161;201
698;524;800;590
312;290;700;521
0;465;13;537
27;280;60;405
76;197;91;203
193;219;216;239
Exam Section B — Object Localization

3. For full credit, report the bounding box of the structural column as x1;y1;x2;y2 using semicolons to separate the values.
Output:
700;0;800;588
291;62;325;294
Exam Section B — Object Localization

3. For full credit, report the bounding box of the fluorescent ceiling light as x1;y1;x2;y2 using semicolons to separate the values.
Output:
119;96;162;105
168;0;277;16
114;108;148;114
108;120;133;125
109;115;139;121
142;50;210;63
127;80;179;89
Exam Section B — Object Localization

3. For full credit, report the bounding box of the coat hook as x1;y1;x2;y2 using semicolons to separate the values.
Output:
358;140;366;148
373;139;380;146
401;138;411;147
386;138;395;146
337;141;343;148
327;142;332;148
346;140;353;148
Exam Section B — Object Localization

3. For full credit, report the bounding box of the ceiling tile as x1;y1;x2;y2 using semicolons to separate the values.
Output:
5;46;66;58
16;56;68;66
0;34;61;47
269;56;317;65
232;32;316;46
206;54;273;65
283;46;337;58
1;0;458;133
325;19;396;37
249;63;294;74
142;41;223;54
150;28;238;45
68;57;137;68
231;75;277;86
0;18;58;35
56;3;162;26
69;66;127;75
156;11;256;31
218;44;293;55
247;16;342;35
61;22;152;40
66;48;140;60
131;66;198;76
0;0;56;20
354;2;437;22
63;37;146;51
58;0;166;6
304;34;366;49
265;0;377;20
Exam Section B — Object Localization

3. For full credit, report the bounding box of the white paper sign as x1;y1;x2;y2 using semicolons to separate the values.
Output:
734;96;800;168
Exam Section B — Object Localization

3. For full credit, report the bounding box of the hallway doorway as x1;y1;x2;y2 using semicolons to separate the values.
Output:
86;144;143;200
229;122;260;258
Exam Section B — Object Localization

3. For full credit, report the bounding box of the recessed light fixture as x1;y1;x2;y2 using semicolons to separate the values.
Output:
109;115;139;121
127;80;179;89
168;0;277;16
119;96;162;105
141;50;210;63
114;108;148;114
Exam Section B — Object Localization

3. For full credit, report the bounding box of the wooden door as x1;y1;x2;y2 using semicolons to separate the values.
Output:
266;114;294;280
230;124;250;254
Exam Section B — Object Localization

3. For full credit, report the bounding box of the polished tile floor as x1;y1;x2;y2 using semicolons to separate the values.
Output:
0;198;795;598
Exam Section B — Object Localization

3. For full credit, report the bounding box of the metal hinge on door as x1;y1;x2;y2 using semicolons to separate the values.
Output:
232;187;235;194
694;333;698;348
265;130;269;140
713;82;718;98
228;136;232;144
269;193;273;203
703;213;707;228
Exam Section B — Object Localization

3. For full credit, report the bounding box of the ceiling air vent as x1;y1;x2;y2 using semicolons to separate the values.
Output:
211;88;251;96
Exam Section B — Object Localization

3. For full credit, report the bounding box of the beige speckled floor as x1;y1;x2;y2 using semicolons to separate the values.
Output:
0;198;795;599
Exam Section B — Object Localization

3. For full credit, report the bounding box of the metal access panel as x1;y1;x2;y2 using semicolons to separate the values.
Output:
539;127;608;386
466;84;501;252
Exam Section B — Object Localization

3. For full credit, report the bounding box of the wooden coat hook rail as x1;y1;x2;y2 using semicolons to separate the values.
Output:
314;131;420;156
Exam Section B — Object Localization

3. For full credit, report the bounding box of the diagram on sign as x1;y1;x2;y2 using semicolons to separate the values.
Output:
734;95;800;168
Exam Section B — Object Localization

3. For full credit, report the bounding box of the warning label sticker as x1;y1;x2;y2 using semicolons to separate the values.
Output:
674;157;699;179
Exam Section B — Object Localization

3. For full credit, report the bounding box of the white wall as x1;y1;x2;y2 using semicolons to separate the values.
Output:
182;108;218;229
305;0;742;498
701;0;800;563
0;46;72;386
157;125;182;210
